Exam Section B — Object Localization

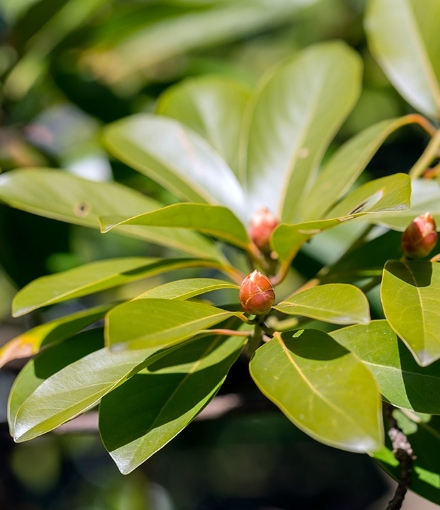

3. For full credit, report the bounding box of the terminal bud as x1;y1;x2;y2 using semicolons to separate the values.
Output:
239;270;275;315
402;212;438;259
249;207;279;252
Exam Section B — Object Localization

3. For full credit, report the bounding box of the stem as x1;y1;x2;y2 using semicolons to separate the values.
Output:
383;403;415;510
199;328;252;338
403;113;437;137
409;128;440;179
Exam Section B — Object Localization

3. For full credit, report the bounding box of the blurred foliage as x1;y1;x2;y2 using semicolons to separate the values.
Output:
0;0;431;508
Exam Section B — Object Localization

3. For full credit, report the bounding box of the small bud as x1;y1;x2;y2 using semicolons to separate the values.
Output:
402;212;438;259
249;207;279;252
239;270;275;315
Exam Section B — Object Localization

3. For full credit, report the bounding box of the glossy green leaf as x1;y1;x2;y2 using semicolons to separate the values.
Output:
13;257;226;317
250;330;383;453
106;299;241;350
274;284;370;325
365;0;440;120
8;328;104;437
136;278;239;300
157;76;251;178
382;260;440;366
272;174;411;262
103;115;247;222
100;203;250;251
331;321;440;414
0;168;222;260
100;332;245;474
0;303;113;367
372;179;440;230
244;41;362;222
373;411;440;504
12;335;171;442
301;117;414;221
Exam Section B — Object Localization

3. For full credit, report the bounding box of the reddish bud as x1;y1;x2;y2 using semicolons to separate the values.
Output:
239;270;275;315
402;212;438;259
249;207;279;252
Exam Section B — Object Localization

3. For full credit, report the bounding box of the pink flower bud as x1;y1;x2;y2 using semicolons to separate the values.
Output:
239;270;275;315
249;207;279;252
402;212;438;259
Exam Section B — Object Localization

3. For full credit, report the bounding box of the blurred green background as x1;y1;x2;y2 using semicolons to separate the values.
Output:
0;0;428;508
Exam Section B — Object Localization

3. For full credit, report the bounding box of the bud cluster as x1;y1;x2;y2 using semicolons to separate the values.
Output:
239;270;275;315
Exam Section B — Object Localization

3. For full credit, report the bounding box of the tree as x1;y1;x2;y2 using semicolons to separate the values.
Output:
1;0;440;508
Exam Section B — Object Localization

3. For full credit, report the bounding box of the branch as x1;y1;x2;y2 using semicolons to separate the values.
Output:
383;403;416;510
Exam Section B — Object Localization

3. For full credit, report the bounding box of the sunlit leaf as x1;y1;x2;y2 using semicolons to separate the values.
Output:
100;203;250;251
136;278;238;300
0;168;223;260
105;299;241;350
272;174;411;262
365;0;440;120
100;332;245;474
157;76;251;178
301;117;415;221
103;115;247;222
381;260;440;366
250;330;383;453
13;257;227;317
12;334;170;442
8;328;104;437
331;321;440;414
0;303;112;367
274;284;370;325
244;41;362;222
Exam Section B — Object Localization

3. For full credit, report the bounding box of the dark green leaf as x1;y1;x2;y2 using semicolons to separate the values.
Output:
250;330;383;453
382;260;440;366
331;321;440;413
100;332;245;474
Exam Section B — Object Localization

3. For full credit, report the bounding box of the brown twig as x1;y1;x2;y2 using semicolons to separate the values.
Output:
383;402;416;510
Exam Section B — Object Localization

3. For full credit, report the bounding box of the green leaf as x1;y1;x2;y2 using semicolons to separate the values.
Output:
274;284;370;325
373;411;440;505
100;203;250;251
157;76;251;178
300;117;414;221
8;328;104;437
100;332;245;474
244;41;362;222
0;168;223;260
365;0;440;120
13;257;226;317
371;179;440;230
382;260;440;366
103;115;247;222
136;278;239;300
12;335;170;442
331;321;440;414
250;330;383;453
272;174;411;262
0;303;113;367
105;299;241;350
